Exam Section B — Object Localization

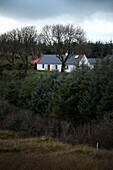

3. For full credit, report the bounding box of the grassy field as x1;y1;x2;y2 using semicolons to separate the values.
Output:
0;130;113;170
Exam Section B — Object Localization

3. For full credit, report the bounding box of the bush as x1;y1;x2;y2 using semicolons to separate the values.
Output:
0;99;113;149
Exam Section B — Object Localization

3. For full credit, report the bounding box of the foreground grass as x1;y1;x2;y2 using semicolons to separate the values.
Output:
0;130;113;170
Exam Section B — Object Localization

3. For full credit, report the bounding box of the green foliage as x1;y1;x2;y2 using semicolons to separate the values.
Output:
51;66;90;122
3;81;20;106
78;78;101;122
18;76;35;108
1;60;113;123
97;81;113;117
31;77;51;115
31;71;63;116
51;80;81;121
0;64;3;76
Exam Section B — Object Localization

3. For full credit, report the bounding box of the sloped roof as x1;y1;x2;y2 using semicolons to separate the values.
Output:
30;58;40;63
98;55;113;63
30;54;44;63
103;55;113;61
88;58;102;64
37;54;83;65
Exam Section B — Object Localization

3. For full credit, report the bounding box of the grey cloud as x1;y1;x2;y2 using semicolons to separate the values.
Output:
0;0;113;22
0;0;66;19
65;0;113;15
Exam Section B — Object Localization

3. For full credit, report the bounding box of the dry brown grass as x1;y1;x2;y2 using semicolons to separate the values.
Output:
0;129;113;170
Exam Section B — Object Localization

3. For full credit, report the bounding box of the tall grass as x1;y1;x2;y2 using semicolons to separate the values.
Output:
0;130;113;170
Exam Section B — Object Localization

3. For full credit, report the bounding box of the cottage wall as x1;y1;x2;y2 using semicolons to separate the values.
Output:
37;64;62;72
37;63;76;72
79;55;92;68
65;65;76;72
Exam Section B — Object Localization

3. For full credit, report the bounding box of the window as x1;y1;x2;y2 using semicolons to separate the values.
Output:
56;65;58;70
42;64;44;68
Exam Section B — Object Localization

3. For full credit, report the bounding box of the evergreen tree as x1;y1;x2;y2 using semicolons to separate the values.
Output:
4;81;20;106
31;71;63;116
97;81;113;118
51;65;90;122
78;77;101;122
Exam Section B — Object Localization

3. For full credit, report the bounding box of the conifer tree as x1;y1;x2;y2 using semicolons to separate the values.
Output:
97;81;113;118
78;77;101;122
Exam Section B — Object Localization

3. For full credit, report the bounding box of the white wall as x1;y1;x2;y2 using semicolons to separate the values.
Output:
65;65;76;72
79;55;93;69
37;64;45;70
37;58;92;72
37;63;77;72
37;64;62;72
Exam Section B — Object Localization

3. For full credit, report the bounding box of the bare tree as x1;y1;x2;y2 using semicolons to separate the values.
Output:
17;26;38;74
0;26;38;74
0;30;19;69
40;24;86;72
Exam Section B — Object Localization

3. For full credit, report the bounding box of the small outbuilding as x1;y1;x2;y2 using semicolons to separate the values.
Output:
88;58;102;68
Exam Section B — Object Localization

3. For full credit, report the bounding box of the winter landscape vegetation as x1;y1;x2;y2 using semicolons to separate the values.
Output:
0;24;113;170
0;0;113;169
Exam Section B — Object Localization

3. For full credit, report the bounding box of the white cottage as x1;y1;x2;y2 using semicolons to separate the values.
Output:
30;54;92;72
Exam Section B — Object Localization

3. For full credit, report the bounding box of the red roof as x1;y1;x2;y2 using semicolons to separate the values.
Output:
30;54;44;63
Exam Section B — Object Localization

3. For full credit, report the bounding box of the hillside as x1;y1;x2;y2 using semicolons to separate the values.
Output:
0;130;113;170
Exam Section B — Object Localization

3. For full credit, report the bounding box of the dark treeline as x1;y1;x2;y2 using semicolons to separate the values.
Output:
0;61;113;148
0;24;113;149
1;62;113;123
0;24;113;73
45;40;113;58
0;98;113;149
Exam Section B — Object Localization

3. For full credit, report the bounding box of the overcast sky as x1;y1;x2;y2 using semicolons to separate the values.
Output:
0;0;113;42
